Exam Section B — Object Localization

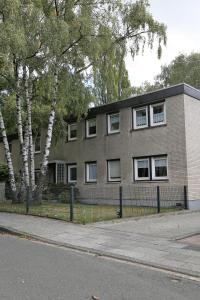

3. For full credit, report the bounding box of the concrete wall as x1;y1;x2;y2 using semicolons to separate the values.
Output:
184;94;200;209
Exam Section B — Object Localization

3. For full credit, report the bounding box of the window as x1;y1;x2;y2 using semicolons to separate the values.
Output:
68;123;77;141
107;160;121;182
133;107;148;129
86;118;96;137
86;162;97;183
34;135;41;153
67;164;77;183
152;157;168;180
57;163;65;183
134;158;150;181
150;103;166;126
108;113;120;134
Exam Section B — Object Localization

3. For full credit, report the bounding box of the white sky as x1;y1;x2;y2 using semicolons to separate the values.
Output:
126;0;200;86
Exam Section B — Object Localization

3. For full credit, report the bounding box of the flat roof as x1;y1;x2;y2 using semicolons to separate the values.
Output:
87;83;200;117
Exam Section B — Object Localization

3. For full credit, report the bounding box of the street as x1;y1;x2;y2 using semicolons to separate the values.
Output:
0;234;199;300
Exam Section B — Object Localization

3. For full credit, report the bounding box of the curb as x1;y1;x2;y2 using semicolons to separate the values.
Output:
1;225;200;281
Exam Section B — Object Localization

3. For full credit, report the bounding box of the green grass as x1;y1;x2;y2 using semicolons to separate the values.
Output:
0;201;180;224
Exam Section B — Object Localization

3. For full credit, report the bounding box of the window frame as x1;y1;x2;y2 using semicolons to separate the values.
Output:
134;157;150;181
107;112;120;134
107;159;121;182
151;156;168;180
150;102;166;127
56;163;65;184
85;161;97;183
86;118;97;138
68;123;77;141
34;135;41;154
133;106;148;130
67;164;77;183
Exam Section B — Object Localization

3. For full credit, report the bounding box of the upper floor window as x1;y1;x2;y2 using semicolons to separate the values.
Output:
34;135;41;153
150;103;166;126
86;162;97;183
107;159;121;182
68;123;77;141
133;107;148;129
68;164;77;183
108;113;120;134
86;118;96;138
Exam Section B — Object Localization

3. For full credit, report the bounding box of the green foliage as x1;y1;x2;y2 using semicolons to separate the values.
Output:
134;52;200;94
0;162;9;182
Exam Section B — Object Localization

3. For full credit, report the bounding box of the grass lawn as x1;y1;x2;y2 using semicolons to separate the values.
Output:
0;201;179;224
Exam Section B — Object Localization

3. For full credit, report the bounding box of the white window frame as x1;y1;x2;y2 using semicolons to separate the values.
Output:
86;162;97;183
151;156;168;180
107;113;120;134
86;118;96;138
134;158;150;181
107;159;121;182
56;163;65;184
68;123;77;141
68;164;77;183
150;102;166;127
133;106;148;129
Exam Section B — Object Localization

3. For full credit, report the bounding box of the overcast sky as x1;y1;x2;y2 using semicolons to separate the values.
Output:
126;0;200;86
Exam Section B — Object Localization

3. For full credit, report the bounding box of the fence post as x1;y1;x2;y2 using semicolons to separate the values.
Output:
157;186;160;214
119;186;123;218
184;185;188;210
26;186;30;214
70;185;74;222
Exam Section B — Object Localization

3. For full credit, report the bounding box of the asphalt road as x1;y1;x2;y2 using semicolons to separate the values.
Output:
0;235;199;300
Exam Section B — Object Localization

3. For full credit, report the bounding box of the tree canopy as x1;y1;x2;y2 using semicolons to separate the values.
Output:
134;52;200;94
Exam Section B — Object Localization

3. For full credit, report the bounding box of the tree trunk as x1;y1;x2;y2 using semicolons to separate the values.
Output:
0;108;18;203
35;70;58;202
24;68;35;194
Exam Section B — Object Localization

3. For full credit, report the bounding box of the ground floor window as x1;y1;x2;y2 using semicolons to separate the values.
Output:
107;159;121;182
68;164;77;183
134;158;150;180
134;155;168;181
57;163;65;183
86;162;97;183
152;156;168;180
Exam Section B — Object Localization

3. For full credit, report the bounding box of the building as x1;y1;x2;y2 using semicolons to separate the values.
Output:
1;83;200;209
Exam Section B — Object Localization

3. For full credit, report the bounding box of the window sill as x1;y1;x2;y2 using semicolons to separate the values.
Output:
35;151;41;155
85;135;97;140
130;124;167;132
107;180;121;184
134;179;169;183
105;131;120;136
84;181;97;185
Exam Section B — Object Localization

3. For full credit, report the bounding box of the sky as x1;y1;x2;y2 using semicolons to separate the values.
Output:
126;0;200;86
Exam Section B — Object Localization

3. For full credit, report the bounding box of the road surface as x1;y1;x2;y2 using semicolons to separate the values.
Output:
0;234;199;300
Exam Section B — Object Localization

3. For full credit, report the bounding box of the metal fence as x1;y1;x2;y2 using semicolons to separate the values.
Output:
1;184;188;224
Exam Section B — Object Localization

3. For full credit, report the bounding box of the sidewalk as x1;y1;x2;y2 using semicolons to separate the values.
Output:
0;211;200;278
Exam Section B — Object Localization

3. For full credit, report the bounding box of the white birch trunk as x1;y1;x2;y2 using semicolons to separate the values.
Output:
0;108;17;201
24;68;35;192
40;71;58;177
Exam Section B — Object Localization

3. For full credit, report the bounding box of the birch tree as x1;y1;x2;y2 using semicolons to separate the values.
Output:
0;0;167;202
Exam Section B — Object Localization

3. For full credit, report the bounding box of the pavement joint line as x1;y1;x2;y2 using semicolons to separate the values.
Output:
0;225;200;282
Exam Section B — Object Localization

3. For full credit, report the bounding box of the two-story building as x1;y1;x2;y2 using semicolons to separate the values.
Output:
1;83;200;209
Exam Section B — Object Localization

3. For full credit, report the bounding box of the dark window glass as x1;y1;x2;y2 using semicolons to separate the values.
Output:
70;167;77;181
